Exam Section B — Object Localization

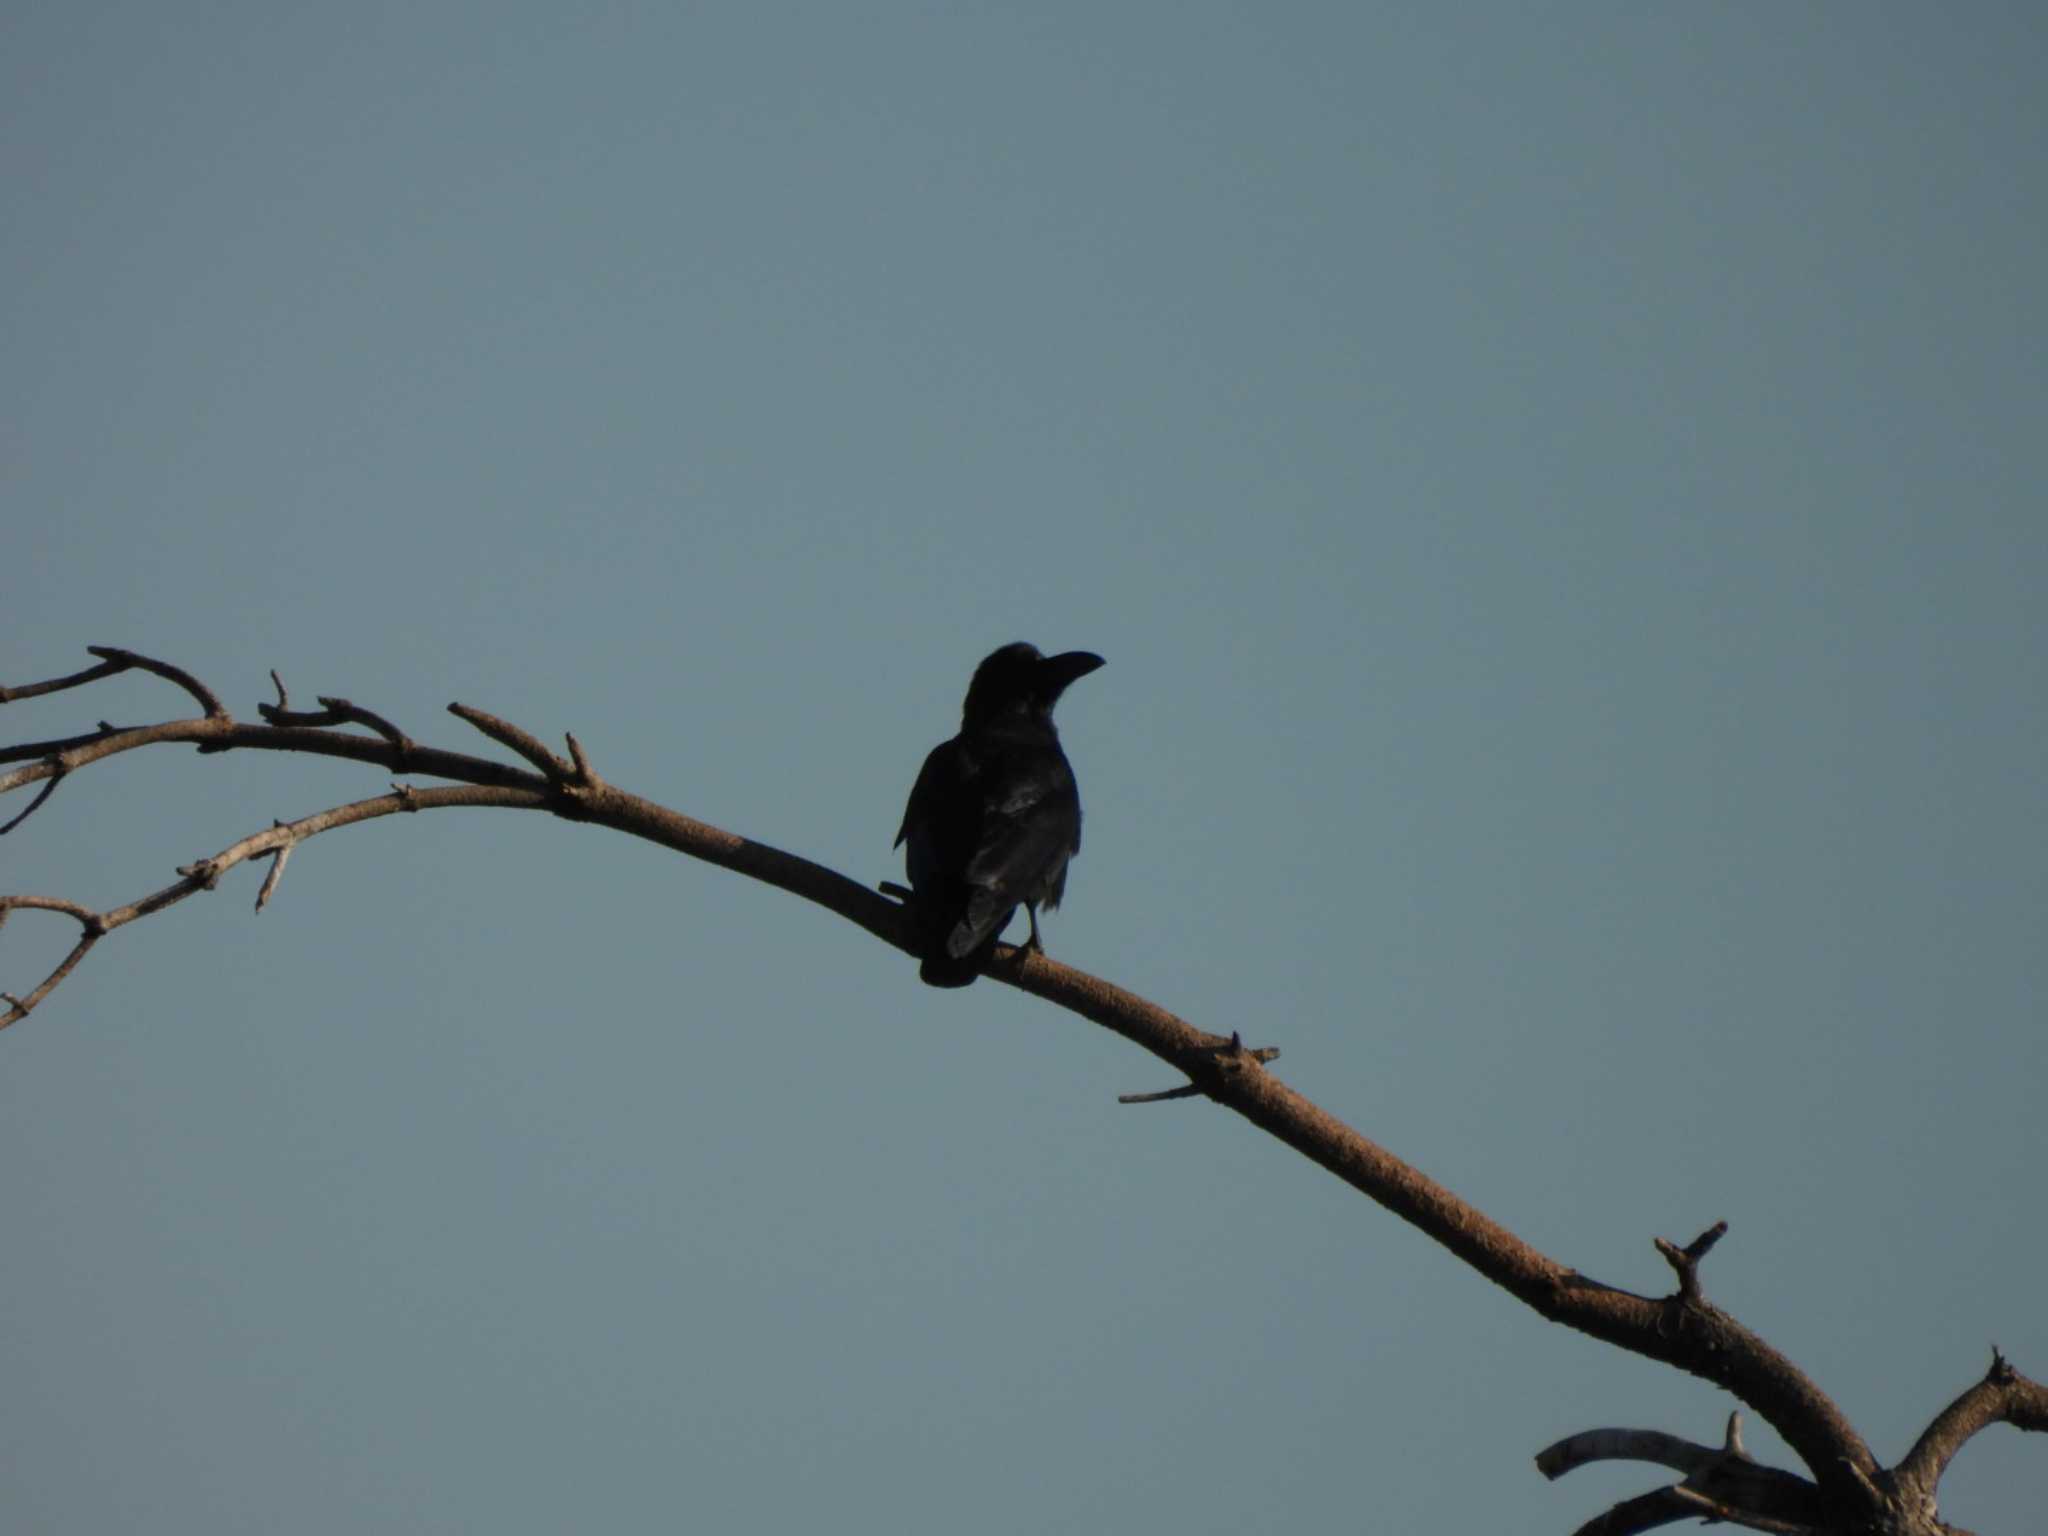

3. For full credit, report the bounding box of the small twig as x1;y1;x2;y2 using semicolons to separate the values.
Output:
85;645;229;719
0;899;105;1030
564;732;600;787
449;703;571;781
1118;1083;1203;1104
1;655;128;704
254;831;294;912
1119;1031;1281;1104
317;697;412;751
1541;1410;1827;1536
256;684;417;763
1537;1427;1722;1481
2;784;548;1029
1563;1487;1701;1536
550;732;607;817
1654;1219;1727;1302
0;770;62;836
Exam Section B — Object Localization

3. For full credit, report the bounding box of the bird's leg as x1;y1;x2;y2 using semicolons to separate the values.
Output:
1024;902;1045;953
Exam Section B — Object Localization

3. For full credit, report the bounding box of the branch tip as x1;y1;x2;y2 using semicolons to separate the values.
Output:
1118;1083;1202;1105
1;773;63;835
1;653;127;705
1655;1220;1726;1300
85;646;229;718
565;732;599;786
449;703;570;780
255;843;293;913
1688;1220;1729;1258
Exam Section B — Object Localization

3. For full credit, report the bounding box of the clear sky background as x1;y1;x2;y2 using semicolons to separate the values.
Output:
4;4;2044;1532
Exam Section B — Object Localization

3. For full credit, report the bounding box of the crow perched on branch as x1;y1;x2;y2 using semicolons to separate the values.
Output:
895;643;1105;987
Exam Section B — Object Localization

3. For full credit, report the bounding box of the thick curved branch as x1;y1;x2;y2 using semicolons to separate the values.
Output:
1895;1351;2048;1508
1564;1487;1729;1536
0;649;1868;1480
1539;1425;1727;1481
1539;1414;1827;1535
0;647;2020;1524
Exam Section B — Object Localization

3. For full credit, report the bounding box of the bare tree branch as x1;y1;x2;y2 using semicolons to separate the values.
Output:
83;644;229;717
1895;1351;2048;1510
1119;1031;1281;1103
449;702;576;782
1565;1487;1719;1536
254;836;292;913
5;646;2041;1533
260;671;417;759
1540;1412;1829;1535
2;784;547;1029
0;653;129;703
0;773;62;836
1653;1219;1728;1302
1539;1425;1726;1481
0;896;105;1022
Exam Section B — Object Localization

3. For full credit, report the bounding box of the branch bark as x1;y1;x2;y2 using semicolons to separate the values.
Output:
4;647;2039;1533
1895;1351;2048;1512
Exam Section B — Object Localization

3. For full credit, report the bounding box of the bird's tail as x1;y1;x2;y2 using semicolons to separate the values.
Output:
918;951;983;988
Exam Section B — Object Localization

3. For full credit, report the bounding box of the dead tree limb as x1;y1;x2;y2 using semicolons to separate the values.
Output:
4;647;2038;1534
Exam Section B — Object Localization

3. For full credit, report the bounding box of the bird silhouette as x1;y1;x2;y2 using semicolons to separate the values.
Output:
895;643;1104;986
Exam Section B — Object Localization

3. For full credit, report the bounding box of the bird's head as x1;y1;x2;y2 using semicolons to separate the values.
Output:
961;642;1105;725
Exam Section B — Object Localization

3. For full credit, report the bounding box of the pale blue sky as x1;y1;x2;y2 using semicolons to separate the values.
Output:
5;4;2044;1532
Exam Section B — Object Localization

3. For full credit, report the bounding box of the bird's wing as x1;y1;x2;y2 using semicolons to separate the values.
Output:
894;743;949;849
948;765;1079;956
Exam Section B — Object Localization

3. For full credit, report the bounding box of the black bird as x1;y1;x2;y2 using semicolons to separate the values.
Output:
895;643;1105;987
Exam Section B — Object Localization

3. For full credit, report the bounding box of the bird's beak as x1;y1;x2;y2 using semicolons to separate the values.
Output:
1042;651;1106;693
